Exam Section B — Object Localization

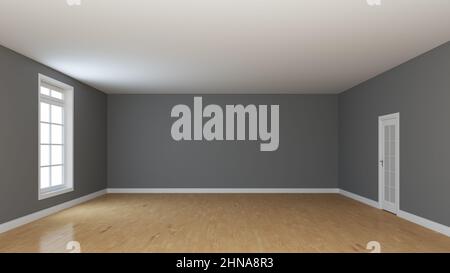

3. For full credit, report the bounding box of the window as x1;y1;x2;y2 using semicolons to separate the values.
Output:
38;74;74;200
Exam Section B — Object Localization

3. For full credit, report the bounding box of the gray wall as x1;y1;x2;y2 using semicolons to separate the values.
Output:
339;41;450;226
3;38;449;228
0;45;107;224
108;95;338;188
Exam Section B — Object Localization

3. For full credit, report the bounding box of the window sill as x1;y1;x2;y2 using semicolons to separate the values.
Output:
39;187;74;200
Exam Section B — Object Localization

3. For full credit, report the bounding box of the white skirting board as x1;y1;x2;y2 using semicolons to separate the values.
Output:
339;189;381;209
398;210;450;237
0;188;339;234
0;189;107;234
106;188;340;194
339;189;450;237
1;188;448;238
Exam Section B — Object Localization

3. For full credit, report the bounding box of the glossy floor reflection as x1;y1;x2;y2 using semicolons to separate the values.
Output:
0;194;449;253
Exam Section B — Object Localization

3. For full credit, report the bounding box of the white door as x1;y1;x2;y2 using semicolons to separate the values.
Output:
378;113;400;214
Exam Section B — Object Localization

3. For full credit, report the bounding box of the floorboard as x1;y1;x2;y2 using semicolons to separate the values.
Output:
0;194;449;253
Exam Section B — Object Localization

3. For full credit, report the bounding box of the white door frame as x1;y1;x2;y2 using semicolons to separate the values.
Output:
378;113;400;214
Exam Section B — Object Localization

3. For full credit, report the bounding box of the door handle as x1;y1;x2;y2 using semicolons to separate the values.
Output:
379;160;384;167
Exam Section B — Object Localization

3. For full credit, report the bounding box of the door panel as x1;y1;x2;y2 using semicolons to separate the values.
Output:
379;114;399;214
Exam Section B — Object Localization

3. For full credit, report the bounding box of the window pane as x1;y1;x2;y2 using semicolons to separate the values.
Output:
390;187;395;203
51;166;63;186
385;185;390;202
51;124;63;144
51;145;63;165
40;87;50;96
51;105;63;124
40;102;50;122
40;145;50;166
390;172;395;188
51;90;63;100
40;167;50;189
40;123;50;144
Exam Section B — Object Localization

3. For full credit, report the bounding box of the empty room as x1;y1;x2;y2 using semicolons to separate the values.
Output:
1;0;450;261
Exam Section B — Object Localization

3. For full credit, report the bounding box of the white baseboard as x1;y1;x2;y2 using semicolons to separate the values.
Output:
398;210;450;237
339;189;381;209
2;188;448;238
0;189;107;234
107;188;340;194
339;189;449;237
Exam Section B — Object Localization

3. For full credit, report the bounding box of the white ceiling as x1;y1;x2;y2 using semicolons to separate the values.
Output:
0;0;449;94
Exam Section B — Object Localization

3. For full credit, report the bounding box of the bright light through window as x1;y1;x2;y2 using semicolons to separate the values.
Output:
38;74;74;200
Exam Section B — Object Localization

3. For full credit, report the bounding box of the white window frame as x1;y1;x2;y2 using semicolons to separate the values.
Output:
38;74;74;200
